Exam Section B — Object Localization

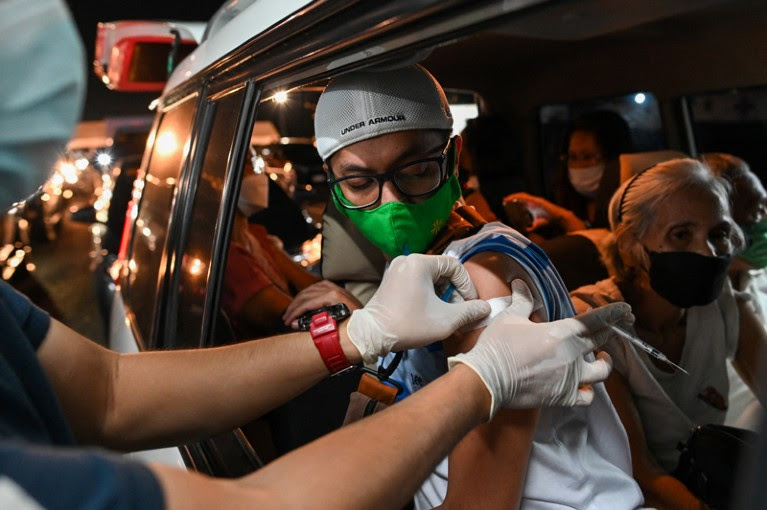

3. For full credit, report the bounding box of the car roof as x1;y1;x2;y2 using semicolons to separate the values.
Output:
423;0;767;110
166;0;312;92
162;0;766;115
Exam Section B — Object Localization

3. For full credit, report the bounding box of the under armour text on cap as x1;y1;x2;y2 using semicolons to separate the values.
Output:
314;65;453;161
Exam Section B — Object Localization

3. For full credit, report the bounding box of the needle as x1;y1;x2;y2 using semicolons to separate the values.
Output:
609;324;689;375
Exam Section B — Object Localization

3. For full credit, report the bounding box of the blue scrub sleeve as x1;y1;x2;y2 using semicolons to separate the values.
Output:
0;281;51;349
0;440;165;510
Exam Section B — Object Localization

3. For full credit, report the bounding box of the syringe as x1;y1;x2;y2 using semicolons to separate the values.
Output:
609;325;689;375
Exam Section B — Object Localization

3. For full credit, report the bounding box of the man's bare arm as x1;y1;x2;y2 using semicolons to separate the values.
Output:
152;364;491;510
442;252;542;508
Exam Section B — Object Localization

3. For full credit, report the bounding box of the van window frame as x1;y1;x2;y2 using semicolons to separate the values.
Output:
122;92;202;349
201;82;262;347
153;84;215;349
159;81;261;349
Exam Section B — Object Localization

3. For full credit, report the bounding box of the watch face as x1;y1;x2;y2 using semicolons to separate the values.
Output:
329;303;351;321
297;303;351;331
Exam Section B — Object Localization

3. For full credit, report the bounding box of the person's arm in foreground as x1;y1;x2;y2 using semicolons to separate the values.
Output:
37;254;491;451
152;281;629;510
441;252;542;509
153;364;490;510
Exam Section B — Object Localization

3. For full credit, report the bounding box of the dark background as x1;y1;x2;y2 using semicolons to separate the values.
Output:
65;1;219;120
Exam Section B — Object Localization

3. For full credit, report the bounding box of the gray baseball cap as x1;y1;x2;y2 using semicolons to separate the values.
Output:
314;65;453;161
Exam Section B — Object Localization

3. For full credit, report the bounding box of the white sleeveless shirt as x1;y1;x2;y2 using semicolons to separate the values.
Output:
571;277;740;471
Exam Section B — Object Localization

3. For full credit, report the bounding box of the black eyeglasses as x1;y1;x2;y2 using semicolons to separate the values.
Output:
327;139;453;210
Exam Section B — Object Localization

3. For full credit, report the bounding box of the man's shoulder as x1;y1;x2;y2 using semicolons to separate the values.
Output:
452;223;534;274
444;222;529;255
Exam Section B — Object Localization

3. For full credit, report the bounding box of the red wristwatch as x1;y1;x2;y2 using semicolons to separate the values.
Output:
309;311;351;374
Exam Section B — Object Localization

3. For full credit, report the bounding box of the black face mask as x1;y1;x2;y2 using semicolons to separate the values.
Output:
647;250;732;308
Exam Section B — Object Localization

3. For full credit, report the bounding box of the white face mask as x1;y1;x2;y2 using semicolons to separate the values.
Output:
0;0;86;211
237;172;270;217
568;163;605;199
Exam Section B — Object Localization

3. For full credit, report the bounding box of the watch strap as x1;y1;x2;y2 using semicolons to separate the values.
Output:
310;311;351;373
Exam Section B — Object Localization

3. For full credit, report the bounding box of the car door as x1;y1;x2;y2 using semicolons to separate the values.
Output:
159;81;265;476
165;76;361;476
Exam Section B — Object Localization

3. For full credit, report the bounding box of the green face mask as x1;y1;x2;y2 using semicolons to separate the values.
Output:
332;175;462;258
741;218;767;268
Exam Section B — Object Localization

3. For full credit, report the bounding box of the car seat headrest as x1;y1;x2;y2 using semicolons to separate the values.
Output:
619;150;688;183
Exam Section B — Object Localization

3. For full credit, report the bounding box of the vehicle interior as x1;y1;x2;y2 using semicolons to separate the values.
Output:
237;0;767;296
251;0;767;194
115;0;766;482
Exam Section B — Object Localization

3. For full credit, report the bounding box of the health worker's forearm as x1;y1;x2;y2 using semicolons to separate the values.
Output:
153;365;491;510
233;364;491;509
39;318;360;450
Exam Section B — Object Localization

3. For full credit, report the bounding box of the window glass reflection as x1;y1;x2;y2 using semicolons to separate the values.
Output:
128;94;197;345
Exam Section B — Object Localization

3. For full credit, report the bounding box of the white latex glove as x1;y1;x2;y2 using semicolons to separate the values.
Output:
347;254;492;363
448;279;631;418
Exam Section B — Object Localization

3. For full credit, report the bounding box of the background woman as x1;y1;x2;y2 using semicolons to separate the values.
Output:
505;110;632;237
571;158;765;509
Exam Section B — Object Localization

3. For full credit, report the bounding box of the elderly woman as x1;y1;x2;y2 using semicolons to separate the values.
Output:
570;158;766;509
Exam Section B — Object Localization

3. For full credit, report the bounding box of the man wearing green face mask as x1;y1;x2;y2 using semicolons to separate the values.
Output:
309;65;643;510
317;67;462;260
703;152;767;431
